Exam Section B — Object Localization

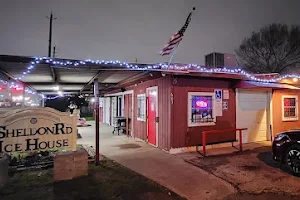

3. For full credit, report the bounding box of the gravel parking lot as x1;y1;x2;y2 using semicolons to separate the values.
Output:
183;146;300;199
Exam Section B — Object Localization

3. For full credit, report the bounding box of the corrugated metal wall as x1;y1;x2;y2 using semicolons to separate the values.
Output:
172;77;236;148
131;76;172;150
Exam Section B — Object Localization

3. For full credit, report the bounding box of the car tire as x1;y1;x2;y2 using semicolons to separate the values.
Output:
284;144;300;176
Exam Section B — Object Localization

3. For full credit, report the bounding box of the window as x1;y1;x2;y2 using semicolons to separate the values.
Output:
137;94;146;121
282;95;298;121
188;92;216;127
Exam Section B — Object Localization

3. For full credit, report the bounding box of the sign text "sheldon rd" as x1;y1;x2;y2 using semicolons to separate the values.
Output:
0;123;73;153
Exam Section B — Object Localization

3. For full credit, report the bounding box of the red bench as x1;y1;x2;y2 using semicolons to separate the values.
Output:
199;128;247;157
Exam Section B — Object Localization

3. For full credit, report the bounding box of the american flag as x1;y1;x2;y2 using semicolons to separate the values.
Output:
160;7;195;56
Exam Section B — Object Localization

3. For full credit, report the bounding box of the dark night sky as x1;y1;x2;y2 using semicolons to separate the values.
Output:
0;0;299;65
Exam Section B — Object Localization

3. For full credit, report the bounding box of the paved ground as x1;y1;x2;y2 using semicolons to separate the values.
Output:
77;122;300;199
77;122;235;200
1;159;185;200
181;145;300;199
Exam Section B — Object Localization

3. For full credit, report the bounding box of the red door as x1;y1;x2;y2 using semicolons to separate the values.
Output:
147;87;157;146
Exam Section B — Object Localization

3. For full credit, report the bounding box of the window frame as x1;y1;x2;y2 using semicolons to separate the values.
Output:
137;93;146;122
282;95;298;121
187;92;216;127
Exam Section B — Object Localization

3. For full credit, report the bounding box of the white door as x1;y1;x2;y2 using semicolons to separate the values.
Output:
236;89;270;143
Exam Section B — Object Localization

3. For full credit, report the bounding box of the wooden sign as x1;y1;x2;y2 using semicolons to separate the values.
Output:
0;107;77;153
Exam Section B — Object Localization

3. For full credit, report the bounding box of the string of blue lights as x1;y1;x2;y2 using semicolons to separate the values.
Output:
12;56;300;100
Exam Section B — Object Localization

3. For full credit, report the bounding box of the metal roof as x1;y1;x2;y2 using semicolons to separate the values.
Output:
1;55;298;96
0;55;147;96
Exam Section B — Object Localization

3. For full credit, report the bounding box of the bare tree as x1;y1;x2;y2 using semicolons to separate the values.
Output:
236;23;300;73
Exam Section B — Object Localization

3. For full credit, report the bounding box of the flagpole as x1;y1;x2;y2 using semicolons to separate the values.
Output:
166;7;195;66
168;43;180;65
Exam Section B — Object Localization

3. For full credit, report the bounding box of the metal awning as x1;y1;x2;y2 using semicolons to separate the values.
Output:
0;55;155;96
2;55;300;96
235;80;300;90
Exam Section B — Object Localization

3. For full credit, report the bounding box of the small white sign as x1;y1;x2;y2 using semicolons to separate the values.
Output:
223;90;229;100
223;101;228;110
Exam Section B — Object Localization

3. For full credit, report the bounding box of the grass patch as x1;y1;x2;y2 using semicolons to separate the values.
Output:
1;159;185;200
1;170;53;200
84;116;94;121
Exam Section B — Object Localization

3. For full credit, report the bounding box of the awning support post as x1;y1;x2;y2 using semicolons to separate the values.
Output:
94;78;100;165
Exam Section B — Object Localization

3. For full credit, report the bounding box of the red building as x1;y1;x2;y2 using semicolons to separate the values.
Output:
102;70;300;153
0;55;297;153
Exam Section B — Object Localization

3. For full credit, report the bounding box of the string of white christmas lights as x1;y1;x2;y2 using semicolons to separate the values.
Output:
17;57;300;84
12;56;300;100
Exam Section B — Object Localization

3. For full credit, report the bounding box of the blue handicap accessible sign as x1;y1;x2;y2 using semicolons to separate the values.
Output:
215;89;222;100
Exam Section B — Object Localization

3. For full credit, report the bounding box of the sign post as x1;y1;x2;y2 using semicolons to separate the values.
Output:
94;79;100;165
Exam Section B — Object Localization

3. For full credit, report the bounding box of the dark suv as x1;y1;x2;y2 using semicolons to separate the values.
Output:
273;129;300;175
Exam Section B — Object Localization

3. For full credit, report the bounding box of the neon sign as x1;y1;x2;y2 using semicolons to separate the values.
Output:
196;100;208;108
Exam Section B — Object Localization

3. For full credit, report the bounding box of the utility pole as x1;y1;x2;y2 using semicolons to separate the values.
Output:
46;12;57;57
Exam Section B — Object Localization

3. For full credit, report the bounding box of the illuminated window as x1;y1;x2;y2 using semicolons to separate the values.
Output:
137;94;146;121
282;95;298;121
188;92;216;126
